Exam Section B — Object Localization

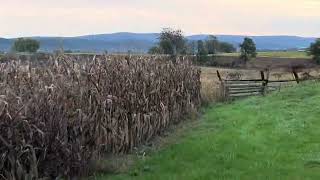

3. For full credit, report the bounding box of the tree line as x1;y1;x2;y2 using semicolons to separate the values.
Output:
6;29;320;65
149;28;320;64
148;28;259;62
148;28;236;56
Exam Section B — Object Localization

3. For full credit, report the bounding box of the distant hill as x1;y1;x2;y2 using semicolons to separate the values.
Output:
78;32;159;42
0;33;316;53
0;38;12;52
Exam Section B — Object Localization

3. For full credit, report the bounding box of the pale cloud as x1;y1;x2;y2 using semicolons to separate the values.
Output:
0;0;319;38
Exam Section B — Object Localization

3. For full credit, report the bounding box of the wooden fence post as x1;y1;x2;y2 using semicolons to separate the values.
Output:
217;70;222;81
217;70;228;100
292;71;300;84
260;71;268;95
260;71;265;81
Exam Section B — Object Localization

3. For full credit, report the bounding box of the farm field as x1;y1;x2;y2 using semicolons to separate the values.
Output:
0;55;201;179
2;0;320;179
97;82;320;180
1;54;320;179
220;51;311;59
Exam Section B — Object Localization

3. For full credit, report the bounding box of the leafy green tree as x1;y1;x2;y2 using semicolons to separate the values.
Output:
309;38;320;64
185;41;197;55
196;40;209;63
158;28;187;55
240;37;257;61
197;40;208;56
12;38;40;53
148;46;163;54
159;39;174;55
219;42;236;53
203;35;236;54
205;35;218;54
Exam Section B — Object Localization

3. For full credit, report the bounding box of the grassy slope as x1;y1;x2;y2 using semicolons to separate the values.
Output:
97;83;320;180
221;51;311;59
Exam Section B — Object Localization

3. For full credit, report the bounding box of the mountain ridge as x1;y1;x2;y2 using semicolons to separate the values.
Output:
0;32;316;53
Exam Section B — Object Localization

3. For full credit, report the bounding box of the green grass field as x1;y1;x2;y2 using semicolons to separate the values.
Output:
221;51;311;59
96;82;320;180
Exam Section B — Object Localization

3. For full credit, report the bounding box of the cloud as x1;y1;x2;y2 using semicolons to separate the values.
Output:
0;0;319;37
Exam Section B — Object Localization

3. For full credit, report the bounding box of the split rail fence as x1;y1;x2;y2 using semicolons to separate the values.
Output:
217;70;315;99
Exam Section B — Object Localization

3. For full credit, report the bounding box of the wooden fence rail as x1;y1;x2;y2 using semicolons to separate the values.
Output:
217;70;313;99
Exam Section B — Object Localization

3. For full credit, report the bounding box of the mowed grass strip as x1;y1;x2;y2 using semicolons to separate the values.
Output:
96;83;320;180
221;51;311;59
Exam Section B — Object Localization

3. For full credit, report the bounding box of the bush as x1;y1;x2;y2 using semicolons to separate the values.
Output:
0;55;201;179
309;38;320;64
12;38;40;53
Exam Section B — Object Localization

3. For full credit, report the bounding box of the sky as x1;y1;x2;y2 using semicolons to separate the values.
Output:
1;0;319;38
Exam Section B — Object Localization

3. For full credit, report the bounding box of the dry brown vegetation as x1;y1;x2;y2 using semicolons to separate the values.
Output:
0;55;201;179
1;53;319;179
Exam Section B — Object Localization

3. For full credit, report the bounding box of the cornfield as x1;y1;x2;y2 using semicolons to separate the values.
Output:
0;55;201;179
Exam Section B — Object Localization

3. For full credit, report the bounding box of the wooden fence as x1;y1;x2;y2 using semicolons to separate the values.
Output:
217;70;310;99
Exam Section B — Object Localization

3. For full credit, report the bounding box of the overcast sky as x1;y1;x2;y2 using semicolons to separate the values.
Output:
1;0;319;38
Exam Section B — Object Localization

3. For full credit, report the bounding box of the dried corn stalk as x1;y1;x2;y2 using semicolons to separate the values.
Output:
0;55;201;179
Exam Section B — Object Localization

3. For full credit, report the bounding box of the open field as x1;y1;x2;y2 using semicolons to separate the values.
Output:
1;53;320;179
97;82;320;180
220;51;312;59
198;55;317;70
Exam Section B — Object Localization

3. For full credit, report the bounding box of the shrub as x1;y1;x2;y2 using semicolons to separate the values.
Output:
12;38;40;53
309;38;320;64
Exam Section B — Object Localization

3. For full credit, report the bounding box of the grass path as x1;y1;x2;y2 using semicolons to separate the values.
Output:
220;51;311;59
96;83;320;180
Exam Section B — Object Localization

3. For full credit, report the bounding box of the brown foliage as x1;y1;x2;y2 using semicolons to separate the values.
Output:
226;72;243;80
0;55;201;179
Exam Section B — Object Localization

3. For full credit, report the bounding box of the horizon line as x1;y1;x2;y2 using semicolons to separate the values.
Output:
1;32;318;39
